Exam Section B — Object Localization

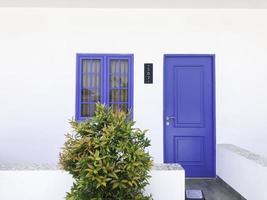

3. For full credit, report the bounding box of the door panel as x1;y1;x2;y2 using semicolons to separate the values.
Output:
164;55;215;177
174;66;204;127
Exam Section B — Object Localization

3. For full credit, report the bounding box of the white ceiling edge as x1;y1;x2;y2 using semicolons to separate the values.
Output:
0;0;267;9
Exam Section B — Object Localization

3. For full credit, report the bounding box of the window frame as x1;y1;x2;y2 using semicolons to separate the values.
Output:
75;54;134;121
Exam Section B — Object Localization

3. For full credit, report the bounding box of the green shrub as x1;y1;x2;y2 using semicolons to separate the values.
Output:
59;103;153;200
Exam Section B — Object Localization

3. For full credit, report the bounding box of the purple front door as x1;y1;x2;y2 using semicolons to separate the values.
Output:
164;55;215;177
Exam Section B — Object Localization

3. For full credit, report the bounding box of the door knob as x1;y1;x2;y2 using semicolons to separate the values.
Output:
166;116;175;126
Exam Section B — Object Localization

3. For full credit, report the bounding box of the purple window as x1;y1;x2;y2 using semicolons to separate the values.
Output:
76;54;133;121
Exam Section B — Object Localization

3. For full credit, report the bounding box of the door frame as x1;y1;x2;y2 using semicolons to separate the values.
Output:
163;54;216;177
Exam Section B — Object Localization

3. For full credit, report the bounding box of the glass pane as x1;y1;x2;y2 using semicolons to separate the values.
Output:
120;60;128;75
110;90;119;102
81;89;89;102
121;76;128;88
121;104;128;113
91;90;100;102
109;59;130;112
90;104;96;117
96;90;100;102
110;60;117;74
93;60;101;100
120;89;128;102
110;76;119;88
97;60;101;73
111;104;119;112
92;59;100;73
120;60;124;75
82;59;101;90
96;73;100;90
81;104;90;117
91;74;96;88
82;75;90;88
79;58;103;119
82;59;90;73
110;60;121;88
120;60;128;87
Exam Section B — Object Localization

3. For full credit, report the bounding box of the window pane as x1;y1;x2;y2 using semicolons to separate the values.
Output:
81;89;89;102
91;60;100;73
82;59;90;87
110;60;120;88
110;89;119;102
123;60;128;75
120;60;128;87
96;72;100;90
109;59;129;112
121;77;128;88
82;59;102;89
91;90;100;102
90;104;96;117
110;60;117;74
110;60;119;88
109;59;128;88
91;74;96;88
110;76;119;88
82;59;90;73
120;89;128;102
111;104;119;112
81;104;90;117
95;60;101;104
121;104;128;113
97;60;101;73
82;75;90;88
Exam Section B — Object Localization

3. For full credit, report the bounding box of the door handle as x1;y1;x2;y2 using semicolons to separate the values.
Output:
166;116;175;126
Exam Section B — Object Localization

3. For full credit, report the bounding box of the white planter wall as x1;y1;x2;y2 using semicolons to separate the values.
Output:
0;169;185;200
0;9;267;166
217;144;267;200
146;169;185;200
0;171;73;200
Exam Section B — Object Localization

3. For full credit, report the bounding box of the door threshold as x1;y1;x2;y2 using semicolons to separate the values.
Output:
186;177;217;180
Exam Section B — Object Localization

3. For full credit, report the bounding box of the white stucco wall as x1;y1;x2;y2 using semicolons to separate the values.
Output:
0;8;267;166
217;144;267;200
0;169;185;200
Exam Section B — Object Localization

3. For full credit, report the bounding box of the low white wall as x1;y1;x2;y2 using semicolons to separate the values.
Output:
0;171;73;200
146;170;185;200
0;168;185;200
217;144;267;200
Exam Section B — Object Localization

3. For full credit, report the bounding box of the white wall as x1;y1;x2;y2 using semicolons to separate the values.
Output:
0;8;267;165
217;144;267;200
146;170;185;200
0;169;185;200
0;171;73;200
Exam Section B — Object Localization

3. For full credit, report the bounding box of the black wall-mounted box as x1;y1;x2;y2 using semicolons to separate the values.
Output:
144;63;153;84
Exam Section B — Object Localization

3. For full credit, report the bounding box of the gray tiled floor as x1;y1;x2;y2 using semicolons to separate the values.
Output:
185;178;246;200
